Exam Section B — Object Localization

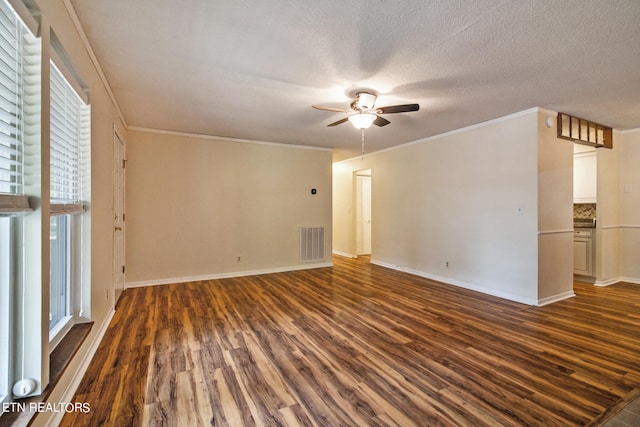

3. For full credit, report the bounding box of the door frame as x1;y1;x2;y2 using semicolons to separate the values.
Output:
112;127;126;303
353;168;372;256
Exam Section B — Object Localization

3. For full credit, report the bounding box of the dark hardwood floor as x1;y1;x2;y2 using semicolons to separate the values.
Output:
61;256;640;426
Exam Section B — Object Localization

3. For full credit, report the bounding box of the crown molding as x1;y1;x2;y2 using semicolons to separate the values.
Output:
62;0;127;128
128;126;333;152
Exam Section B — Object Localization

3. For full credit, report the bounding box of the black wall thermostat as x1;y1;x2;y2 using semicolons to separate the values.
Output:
311;188;317;195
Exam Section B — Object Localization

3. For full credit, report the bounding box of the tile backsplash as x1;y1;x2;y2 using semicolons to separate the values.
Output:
574;203;596;219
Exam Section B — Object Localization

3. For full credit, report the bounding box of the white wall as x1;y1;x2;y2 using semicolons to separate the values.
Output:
334;110;545;304
125;129;333;285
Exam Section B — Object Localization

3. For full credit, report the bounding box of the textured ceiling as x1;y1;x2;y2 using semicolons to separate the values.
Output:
69;0;640;161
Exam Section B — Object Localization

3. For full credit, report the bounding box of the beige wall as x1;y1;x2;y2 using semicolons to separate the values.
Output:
332;162;357;258
334;110;544;304
537;111;574;302
125;130;333;285
595;129;640;285
595;132;621;283
617;130;640;281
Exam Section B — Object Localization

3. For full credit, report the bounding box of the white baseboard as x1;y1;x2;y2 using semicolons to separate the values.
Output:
370;259;539;306
125;261;334;288
595;278;619;287
332;250;357;259
619;277;640;285
537;290;576;306
595;276;640;287
43;308;116;427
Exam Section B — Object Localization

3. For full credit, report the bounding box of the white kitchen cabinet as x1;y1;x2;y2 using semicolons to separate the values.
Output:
574;151;597;203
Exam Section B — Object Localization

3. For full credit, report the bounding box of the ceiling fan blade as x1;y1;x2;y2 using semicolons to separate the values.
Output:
313;105;351;113
373;116;390;127
376;104;420;114
327;117;349;127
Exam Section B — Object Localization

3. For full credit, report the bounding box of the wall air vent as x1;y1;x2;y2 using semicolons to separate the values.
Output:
557;112;612;149
300;226;325;262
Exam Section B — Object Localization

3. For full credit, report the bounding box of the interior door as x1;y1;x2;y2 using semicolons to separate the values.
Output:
113;131;126;303
356;172;372;255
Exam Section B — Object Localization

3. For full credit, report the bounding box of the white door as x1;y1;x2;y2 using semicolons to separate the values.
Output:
356;172;372;255
113;131;126;302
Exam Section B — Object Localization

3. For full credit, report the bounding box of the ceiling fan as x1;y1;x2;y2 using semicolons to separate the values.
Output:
313;91;419;129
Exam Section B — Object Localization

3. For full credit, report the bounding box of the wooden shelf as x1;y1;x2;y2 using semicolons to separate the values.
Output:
557;112;612;149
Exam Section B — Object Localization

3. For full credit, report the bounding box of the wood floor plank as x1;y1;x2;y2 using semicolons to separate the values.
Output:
210;366;251;426
278;404;315;427
60;256;640;426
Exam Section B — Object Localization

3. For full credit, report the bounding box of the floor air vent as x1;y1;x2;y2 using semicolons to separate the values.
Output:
300;226;325;262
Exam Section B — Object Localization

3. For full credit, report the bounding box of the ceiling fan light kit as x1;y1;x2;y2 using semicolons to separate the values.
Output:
348;112;377;129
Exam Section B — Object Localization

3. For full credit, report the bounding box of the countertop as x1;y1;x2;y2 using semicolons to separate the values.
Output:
574;219;596;228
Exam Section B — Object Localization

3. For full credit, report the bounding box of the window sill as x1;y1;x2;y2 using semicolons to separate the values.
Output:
0;322;93;426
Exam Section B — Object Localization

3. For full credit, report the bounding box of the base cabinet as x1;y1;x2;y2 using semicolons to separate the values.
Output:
573;229;593;277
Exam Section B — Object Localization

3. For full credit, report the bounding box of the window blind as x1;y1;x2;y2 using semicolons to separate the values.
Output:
50;61;88;215
0;1;24;195
0;0;32;215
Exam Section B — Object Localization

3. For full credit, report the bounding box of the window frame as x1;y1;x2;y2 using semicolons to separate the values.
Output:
48;214;72;343
0;217;11;408
48;58;90;349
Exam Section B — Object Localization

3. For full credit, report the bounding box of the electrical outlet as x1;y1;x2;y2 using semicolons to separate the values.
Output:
445;261;450;268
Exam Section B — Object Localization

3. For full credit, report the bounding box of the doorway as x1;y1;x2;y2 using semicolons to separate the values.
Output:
355;169;372;256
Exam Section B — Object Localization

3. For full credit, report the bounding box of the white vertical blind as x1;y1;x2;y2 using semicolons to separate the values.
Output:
50;61;88;214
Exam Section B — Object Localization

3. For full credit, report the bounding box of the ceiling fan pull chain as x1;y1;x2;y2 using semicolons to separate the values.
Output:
361;128;365;158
